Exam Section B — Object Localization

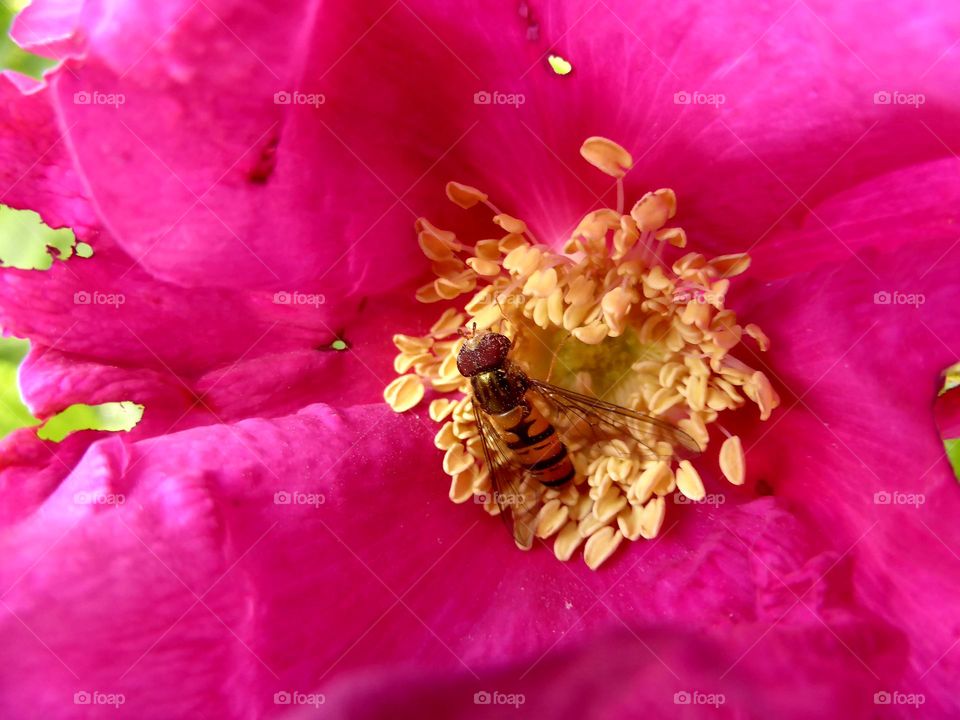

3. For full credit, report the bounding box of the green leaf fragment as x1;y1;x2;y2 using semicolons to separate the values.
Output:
37;401;145;442
0;205;79;270
941;361;960;394
945;438;960;483
0;337;40;437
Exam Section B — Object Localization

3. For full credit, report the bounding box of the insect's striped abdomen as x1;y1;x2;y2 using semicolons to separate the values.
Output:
492;392;575;488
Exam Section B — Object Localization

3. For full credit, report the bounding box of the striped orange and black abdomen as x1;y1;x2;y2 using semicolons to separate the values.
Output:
493;393;575;488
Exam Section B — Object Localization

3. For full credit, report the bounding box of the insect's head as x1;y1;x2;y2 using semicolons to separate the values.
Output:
456;331;511;377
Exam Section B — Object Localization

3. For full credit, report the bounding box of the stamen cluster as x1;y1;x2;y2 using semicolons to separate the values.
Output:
384;138;779;569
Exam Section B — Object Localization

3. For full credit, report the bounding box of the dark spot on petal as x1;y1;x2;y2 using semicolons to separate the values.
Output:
518;1;539;41
755;479;774;496
248;131;280;184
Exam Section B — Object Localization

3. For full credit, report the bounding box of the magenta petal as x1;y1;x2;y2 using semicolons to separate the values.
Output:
318;619;904;719
0;400;924;717
746;156;960;282
9;0;85;59
10;0;960;294
0;405;428;717
295;0;960;257
32;0;426;294
0;79;96;232
0;428;92;524
721;226;960;711
0;251;333;373
934;388;960;439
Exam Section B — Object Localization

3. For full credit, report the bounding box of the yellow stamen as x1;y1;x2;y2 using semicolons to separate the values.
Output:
383;374;424;412
719;435;746;485
745;323;770;351
445;181;488;209
579;137;633;178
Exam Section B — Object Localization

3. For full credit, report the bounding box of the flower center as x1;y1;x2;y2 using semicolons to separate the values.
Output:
383;137;780;570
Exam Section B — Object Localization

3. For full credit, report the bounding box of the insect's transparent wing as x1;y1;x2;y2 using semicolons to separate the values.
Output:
472;403;543;549
529;379;701;457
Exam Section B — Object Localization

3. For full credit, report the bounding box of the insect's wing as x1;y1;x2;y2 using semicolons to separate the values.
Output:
472;403;543;549
529;379;701;457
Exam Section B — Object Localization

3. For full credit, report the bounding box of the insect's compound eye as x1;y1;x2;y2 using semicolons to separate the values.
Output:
456;332;512;377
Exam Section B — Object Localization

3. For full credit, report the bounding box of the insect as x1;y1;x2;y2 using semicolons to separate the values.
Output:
457;330;700;549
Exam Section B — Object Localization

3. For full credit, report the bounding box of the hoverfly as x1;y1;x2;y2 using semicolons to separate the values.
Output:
457;329;700;549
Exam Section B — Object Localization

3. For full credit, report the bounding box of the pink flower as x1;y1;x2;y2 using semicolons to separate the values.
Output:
2;0;960;717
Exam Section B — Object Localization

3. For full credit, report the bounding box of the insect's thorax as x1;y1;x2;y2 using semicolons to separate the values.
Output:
470;361;530;415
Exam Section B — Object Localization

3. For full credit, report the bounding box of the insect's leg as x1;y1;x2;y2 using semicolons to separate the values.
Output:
545;332;572;384
493;294;518;338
